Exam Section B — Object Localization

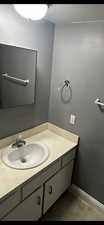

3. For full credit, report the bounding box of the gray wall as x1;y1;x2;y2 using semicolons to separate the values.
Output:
0;4;54;138
49;23;104;204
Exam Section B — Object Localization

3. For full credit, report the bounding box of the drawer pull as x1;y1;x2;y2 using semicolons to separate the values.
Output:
48;186;53;194
36;196;41;205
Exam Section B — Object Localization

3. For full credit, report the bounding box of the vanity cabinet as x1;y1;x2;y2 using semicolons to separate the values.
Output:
2;186;43;221
22;159;61;200
62;148;76;167
43;160;74;214
2;147;76;221
0;189;21;219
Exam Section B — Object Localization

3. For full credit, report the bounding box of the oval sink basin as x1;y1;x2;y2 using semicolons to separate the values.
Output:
1;142;49;169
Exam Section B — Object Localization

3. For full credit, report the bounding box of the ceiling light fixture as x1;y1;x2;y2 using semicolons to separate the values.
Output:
13;4;48;20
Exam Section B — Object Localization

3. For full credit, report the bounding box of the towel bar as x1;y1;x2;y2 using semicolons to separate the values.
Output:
2;73;29;86
94;98;104;106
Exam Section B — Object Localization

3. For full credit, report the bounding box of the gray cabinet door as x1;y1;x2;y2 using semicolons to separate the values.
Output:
2;186;43;221
22;159;61;200
43;160;74;214
0;189;21;219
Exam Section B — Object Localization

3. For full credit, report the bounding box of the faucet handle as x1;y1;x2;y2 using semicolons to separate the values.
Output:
17;134;26;145
18;134;22;140
15;134;22;144
16;134;22;142
12;134;26;148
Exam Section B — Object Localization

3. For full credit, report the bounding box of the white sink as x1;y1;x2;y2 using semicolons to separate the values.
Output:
1;141;49;169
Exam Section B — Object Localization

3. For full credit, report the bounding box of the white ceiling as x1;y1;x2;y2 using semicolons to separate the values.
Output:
45;4;104;25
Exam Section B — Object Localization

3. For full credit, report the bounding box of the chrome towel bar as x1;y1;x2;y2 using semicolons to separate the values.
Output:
94;98;104;106
2;73;29;86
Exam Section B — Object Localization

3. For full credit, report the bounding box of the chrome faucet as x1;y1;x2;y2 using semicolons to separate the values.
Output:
12;135;26;148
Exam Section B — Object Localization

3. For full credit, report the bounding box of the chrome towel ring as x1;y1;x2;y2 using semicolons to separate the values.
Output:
58;80;72;104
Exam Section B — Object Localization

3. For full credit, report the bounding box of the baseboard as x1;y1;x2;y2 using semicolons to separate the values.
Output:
69;184;104;214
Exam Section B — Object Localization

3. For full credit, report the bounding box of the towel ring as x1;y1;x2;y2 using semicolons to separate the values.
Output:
58;80;72;104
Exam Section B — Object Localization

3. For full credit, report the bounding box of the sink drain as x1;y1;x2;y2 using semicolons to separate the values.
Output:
21;158;27;163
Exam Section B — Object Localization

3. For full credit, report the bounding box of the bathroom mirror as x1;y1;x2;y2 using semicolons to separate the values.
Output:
0;44;37;109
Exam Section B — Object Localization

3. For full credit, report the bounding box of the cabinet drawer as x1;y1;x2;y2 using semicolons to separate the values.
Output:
43;160;74;214
22;159;61;200
62;148;76;167
0;189;21;219
2;186;43;221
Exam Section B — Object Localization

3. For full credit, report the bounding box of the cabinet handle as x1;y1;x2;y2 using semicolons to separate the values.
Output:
48;185;53;194
37;196;41;205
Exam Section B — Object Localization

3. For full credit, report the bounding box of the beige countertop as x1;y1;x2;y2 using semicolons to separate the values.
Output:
0;123;79;199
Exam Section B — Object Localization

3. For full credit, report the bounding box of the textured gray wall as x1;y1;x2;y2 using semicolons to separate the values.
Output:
0;4;54;138
49;23;104;204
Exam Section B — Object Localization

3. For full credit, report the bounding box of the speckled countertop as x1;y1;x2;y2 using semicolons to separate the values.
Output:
0;122;79;199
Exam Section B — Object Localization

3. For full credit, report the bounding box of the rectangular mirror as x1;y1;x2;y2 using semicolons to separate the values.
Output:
0;44;37;109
